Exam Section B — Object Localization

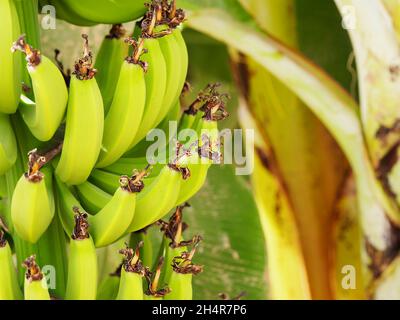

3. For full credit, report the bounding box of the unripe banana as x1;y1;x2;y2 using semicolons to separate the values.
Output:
65;209;98;300
0;113;17;175
96;38;147;168
75;181;111;213
12;36;68;141
56;0;147;24
0;231;23;300
22;255;50;300
42;0;97;26
129;37;167;147
158;204;189;285
89;174;145;247
130;230;153;268
97;264;122;300
128;163;185;232
56;34;104;185
11;152;55;243
0;0;21;114
158;207;203;300
56;171;146;248
153;26;183;125
116;242;145;300
95;24;128;114
173;28;189;94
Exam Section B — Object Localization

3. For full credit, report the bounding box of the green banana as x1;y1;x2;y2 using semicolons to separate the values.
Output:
22;255;50;300
0;0;21;114
89;169;126;194
56;34;104;185
54;0;148;24
95;24;128;114
0;231;23;300
0;114;17;175
97;264;122;300
40;0;97;26
65;209;97;300
127;163;185;232
158;204;189;284
89;174;143;248
11;154;55;243
153;26;183;125
96;38;147;168
129;37;167;147
164;241;202;300
130;230;153;268
116;242;145;300
56;171;146;248
12;36;68;141
75;181;111;213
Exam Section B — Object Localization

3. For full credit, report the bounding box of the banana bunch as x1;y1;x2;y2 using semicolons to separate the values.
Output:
0;0;228;301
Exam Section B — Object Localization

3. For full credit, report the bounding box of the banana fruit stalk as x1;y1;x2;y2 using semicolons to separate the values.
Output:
65;209;97;300
11;154;55;243
56;35;104;185
0;231;23;300
0;0;21;114
22;255;50;300
116;242;145;300
0;114;17;175
12;36;68;141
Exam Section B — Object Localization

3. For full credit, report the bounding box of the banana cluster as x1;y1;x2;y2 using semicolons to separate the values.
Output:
0;0;229;300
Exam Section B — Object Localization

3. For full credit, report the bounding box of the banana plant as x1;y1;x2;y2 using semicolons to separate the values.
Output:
180;0;400;299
